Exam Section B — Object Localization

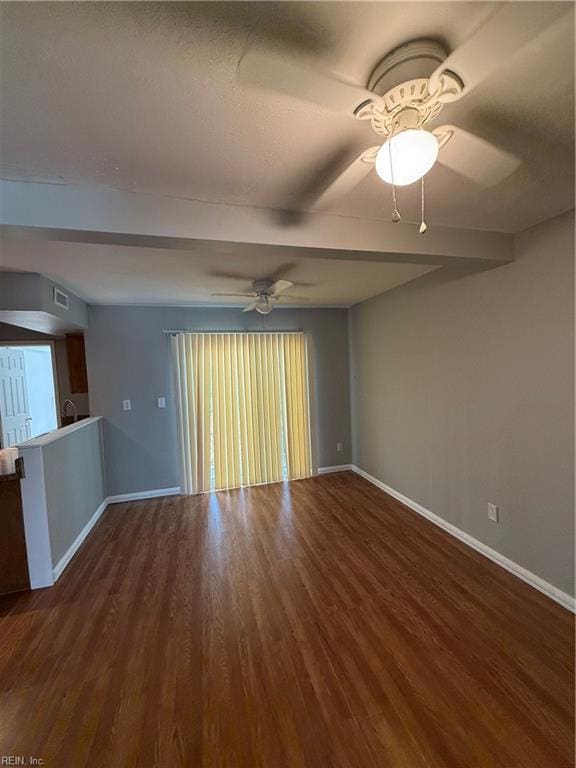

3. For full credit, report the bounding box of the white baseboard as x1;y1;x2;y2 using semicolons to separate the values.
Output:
50;487;181;583
106;487;181;504
52;497;108;582
50;472;575;613
318;464;353;474
352;465;575;613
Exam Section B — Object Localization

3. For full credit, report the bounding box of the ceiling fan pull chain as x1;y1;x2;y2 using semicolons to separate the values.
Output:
391;181;401;223
388;124;401;223
419;175;428;234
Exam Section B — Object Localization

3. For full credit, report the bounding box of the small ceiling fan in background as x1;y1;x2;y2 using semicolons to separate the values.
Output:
238;3;570;223
212;278;307;314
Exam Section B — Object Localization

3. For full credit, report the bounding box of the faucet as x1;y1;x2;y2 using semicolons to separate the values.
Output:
62;399;77;423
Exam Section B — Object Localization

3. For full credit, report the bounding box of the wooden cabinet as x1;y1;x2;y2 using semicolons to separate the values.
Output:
65;334;88;394
0;456;29;595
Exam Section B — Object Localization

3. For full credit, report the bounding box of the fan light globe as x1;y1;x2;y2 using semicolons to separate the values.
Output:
256;297;273;315
375;129;439;186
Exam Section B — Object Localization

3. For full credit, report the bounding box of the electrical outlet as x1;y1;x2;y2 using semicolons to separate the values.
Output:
336;441;343;452
487;502;499;523
122;399;132;411
157;397;166;409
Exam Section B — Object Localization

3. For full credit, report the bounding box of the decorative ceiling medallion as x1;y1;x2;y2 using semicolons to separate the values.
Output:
353;40;462;137
355;75;462;138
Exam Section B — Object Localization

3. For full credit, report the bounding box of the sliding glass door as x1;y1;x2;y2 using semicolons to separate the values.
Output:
172;332;314;494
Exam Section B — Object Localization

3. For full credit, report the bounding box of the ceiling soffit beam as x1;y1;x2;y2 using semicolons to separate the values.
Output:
0;227;505;272
0;180;514;266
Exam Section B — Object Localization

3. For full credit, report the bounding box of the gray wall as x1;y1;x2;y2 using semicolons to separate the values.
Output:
350;211;575;596
0;271;88;330
86;307;351;496
43;418;106;565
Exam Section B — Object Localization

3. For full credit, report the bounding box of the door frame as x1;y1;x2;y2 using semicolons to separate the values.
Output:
0;341;62;448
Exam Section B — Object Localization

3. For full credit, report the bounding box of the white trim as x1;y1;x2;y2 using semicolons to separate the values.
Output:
352;465;576;613
318;464;353;474
50;487;181;581
18;445;54;589
52;497;108;581
106;487;181;504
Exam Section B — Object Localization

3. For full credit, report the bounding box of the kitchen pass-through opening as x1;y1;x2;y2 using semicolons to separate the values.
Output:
0;344;59;447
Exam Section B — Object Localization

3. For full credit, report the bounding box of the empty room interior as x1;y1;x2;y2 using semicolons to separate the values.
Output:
0;2;574;766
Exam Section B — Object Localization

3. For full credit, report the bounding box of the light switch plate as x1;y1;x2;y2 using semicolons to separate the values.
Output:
487;502;499;523
122;399;132;411
157;397;166;409
336;442;343;452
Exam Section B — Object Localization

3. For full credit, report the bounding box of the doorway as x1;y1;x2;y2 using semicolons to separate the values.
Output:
0;345;59;447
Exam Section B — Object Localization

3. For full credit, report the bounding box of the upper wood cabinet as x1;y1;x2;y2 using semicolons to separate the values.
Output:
65;334;88;394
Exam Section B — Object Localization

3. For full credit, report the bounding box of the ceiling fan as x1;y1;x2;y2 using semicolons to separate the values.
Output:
238;3;569;219
212;278;306;314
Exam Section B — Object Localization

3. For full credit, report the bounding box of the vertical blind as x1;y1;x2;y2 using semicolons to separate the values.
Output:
172;332;314;494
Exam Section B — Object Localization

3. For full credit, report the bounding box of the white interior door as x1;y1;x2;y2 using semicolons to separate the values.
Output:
0;348;32;447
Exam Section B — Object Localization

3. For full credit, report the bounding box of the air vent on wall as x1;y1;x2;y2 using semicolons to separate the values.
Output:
53;287;69;310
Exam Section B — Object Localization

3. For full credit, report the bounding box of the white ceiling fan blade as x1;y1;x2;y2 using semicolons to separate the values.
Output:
211;292;256;297
429;3;571;102
238;49;374;116
313;146;380;211
242;299;260;313
270;279;293;296
434;125;520;187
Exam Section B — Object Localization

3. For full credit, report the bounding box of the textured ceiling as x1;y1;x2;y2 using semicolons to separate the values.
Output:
0;1;574;235
0;238;436;306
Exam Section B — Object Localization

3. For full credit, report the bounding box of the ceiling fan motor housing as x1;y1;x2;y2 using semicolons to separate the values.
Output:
252;279;274;294
367;40;447;96
356;39;463;137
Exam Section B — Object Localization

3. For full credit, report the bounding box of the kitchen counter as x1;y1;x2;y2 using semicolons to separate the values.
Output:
1;417;94;481
0;448;19;481
18;416;101;448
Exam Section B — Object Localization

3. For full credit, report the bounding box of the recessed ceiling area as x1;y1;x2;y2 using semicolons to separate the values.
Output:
0;238;437;307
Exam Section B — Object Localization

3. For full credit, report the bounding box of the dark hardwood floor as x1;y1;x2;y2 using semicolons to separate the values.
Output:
0;472;573;767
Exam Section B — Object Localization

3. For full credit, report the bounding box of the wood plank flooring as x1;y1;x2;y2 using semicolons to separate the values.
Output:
0;472;573;767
